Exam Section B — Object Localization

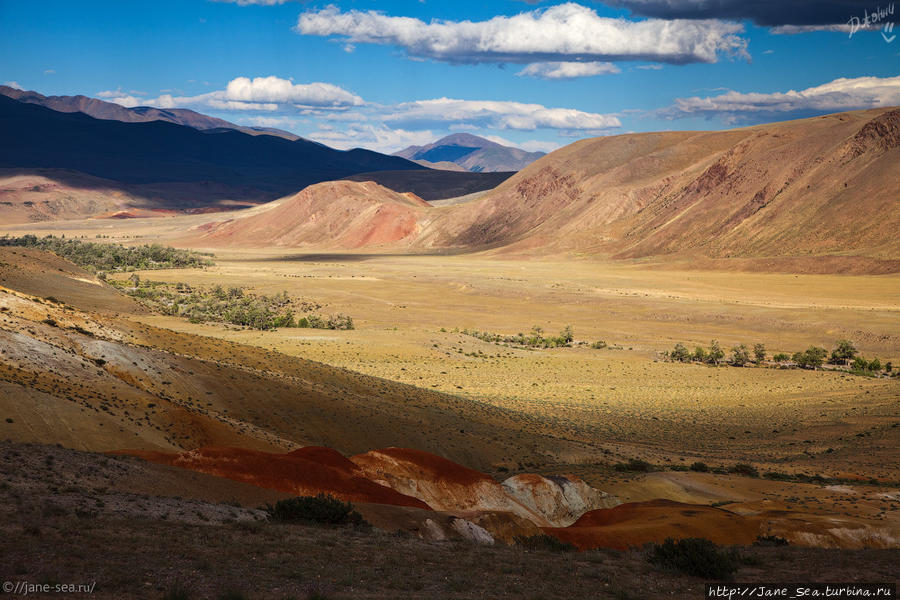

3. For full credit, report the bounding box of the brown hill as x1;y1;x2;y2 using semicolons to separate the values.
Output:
418;107;900;271
184;180;435;249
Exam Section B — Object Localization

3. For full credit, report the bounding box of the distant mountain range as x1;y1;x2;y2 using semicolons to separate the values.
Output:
394;133;545;173
0;88;512;221
189;107;900;274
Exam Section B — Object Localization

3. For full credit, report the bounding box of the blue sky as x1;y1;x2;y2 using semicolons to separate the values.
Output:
2;0;898;153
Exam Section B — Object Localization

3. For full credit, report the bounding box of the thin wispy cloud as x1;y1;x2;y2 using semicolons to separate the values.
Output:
213;0;291;5
308;125;436;153
383;98;622;132
296;3;749;65
661;75;900;122
517;61;621;79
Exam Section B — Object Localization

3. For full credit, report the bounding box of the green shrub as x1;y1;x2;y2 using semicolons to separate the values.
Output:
591;340;608;349
772;353;790;363
264;494;368;527
614;458;654;472
513;533;577;553
670;343;690;362
729;463;759;478
689;462;709;472
0;235;212;273
648;537;737;579
754;535;789;547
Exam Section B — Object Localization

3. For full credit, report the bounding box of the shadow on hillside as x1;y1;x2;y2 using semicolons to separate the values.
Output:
237;252;467;263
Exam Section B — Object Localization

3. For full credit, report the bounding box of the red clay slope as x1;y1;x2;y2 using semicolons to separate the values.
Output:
184;180;432;249
545;499;760;550
121;446;430;509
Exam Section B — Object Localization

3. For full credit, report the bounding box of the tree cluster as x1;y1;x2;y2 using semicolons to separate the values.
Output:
111;279;353;331
0;234;212;273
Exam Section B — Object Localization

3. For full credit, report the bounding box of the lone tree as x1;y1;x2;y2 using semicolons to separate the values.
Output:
830;339;858;366
753;343;766;364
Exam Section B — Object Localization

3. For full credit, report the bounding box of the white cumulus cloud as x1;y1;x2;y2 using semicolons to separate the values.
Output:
98;76;365;113
222;76;364;107
296;3;749;65
517;61;621;79
97;90;145;107
662;75;900;121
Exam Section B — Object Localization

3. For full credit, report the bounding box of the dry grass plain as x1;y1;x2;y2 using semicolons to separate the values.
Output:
99;248;900;483
2;217;898;539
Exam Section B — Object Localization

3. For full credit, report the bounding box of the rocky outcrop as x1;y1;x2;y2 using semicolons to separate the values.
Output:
349;447;554;526
502;473;618;527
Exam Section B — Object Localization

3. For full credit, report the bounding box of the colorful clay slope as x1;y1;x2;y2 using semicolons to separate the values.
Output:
185;180;434;249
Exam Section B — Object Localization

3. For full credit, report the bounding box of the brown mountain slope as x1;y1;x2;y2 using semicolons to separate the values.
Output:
419;107;900;268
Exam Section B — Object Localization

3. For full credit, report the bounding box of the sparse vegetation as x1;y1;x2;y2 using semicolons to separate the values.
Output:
614;458;655;472
755;535;789;547
648;537;738;579
513;533;577;553
728;463;759;478
109;279;353;331
263;494;368;528
0;234;212;273
462;325;575;349
665;338;889;376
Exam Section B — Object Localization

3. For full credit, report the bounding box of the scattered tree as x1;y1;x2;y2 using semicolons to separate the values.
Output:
730;344;751;367
753;343;766;364
830;339;858;365
793;346;826;369
670;343;691;362
707;340;725;366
